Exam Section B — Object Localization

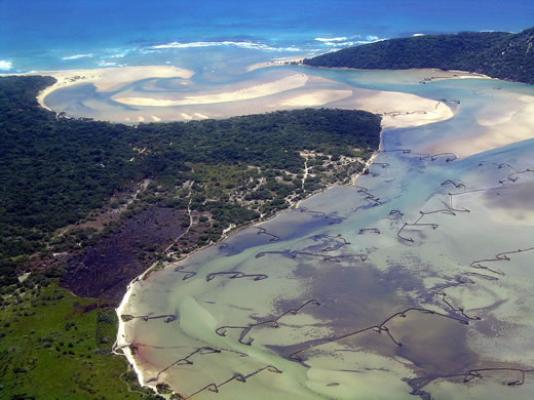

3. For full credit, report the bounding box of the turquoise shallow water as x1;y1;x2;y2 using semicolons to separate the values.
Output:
4;2;534;397
115;70;534;399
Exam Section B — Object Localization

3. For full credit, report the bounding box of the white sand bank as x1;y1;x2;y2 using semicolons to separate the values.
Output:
31;65;193;110
347;90;454;129
246;56;304;72
113;73;308;106
428;93;534;157
280;89;353;107
22;64;456;130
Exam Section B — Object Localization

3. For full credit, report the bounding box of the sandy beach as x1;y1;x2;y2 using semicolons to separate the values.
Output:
280;89;353;107
83;67;452;129
22;64;458;130
343;89;455;129
426;92;534;157
246;56;305;72
31;65;194;110
113;73;309;106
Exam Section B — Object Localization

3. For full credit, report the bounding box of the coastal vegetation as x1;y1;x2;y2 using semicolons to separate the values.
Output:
0;76;381;399
0;282;161;400
304;27;534;84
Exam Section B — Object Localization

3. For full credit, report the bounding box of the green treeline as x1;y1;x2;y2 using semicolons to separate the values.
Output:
0;75;381;286
304;27;534;84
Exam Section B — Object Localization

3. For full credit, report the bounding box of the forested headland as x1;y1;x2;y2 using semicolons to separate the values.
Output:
0;75;381;400
304;27;534;84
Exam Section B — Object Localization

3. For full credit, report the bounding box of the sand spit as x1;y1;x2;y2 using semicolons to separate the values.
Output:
246;56;305;72
345;89;455;129
110;69;453;129
418;69;491;83
113;73;309;106
25;64;455;129
427;93;534;157
31;65;194;110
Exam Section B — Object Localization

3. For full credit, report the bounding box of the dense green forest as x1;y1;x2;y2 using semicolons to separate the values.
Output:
304;27;534;84
0;76;381;399
0;75;380;287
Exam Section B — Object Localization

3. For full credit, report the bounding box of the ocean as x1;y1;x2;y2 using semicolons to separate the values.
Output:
3;2;534;399
1;0;533;72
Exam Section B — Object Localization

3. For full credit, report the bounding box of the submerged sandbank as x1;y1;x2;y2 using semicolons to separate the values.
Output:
29;65;194;110
426;92;534;157
35;64;455;130
113;73;309;106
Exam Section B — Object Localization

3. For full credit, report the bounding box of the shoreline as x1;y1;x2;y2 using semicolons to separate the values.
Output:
18;65;194;110
113;138;384;392
246;56;306;72
298;64;493;81
6;65;456;130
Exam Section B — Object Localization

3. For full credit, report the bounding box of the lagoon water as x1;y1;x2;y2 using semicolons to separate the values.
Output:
114;67;534;399
4;2;534;398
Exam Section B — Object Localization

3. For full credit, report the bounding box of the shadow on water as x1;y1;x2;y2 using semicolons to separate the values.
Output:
272;261;479;378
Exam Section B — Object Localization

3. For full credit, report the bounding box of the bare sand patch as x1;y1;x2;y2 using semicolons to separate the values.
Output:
113;73;308;106
32;65;194;110
246;56;305;72
429;94;534;157
24;65;456;130
280;89;353;107
337;89;454;129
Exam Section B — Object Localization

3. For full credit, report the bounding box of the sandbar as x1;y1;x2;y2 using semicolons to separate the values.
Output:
31;65;194;110
113;73;308;106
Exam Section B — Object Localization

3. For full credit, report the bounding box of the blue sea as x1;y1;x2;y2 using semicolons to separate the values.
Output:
1;0;533;72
